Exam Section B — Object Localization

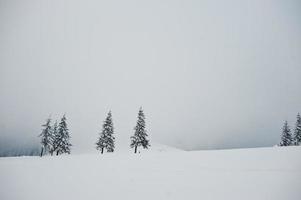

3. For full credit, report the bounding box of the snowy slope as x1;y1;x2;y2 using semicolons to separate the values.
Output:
138;143;183;153
0;146;300;200
70;143;183;155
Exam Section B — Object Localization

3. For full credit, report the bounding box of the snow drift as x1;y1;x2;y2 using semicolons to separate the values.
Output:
0;145;300;200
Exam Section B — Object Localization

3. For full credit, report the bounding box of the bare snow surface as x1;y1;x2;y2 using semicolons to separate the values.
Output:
0;145;300;200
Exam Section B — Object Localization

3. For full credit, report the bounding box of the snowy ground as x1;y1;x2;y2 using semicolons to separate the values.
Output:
0;145;300;200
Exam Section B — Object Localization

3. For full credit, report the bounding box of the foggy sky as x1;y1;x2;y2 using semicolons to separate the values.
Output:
1;0;301;152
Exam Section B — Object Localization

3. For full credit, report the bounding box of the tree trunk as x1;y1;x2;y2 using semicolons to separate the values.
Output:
134;145;137;153
101;148;104;154
40;147;44;157
56;151;59;156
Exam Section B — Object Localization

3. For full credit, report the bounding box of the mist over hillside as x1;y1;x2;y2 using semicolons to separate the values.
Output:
0;135;39;157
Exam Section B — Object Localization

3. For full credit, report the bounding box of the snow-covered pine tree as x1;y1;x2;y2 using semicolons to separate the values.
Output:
279;121;292;146
55;115;72;155
39;117;53;157
131;107;150;153
49;120;58;156
293;113;301;145
96;111;115;154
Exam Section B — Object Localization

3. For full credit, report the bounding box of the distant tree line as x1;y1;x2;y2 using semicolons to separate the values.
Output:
279;113;301;146
39;107;150;157
0;146;40;157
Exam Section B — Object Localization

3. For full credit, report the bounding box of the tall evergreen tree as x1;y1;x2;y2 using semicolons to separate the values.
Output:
49;120;58;156
131;107;150;153
279;121;292;146
96;111;115;153
55;115;72;155
293;113;301;145
39;117;53;157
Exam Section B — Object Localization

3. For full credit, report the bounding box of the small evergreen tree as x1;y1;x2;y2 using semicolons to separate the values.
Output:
55;115;72;155
279;121;292;146
96;111;115;153
49;121;58;156
39;117;53;157
293;113;301;145
131;107;150;153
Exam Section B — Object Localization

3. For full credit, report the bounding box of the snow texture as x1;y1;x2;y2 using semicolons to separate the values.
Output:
0;145;300;200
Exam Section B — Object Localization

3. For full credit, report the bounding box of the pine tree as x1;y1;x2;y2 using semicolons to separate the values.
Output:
96;111;115;154
279;121;292;146
55;115;72;155
39;117;53;157
49;121;58;156
131;107;150;153
293;113;301;145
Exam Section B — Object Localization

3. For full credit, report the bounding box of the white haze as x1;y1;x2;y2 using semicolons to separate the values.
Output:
0;0;301;152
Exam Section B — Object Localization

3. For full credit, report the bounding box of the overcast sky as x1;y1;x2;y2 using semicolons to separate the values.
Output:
0;0;301;152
